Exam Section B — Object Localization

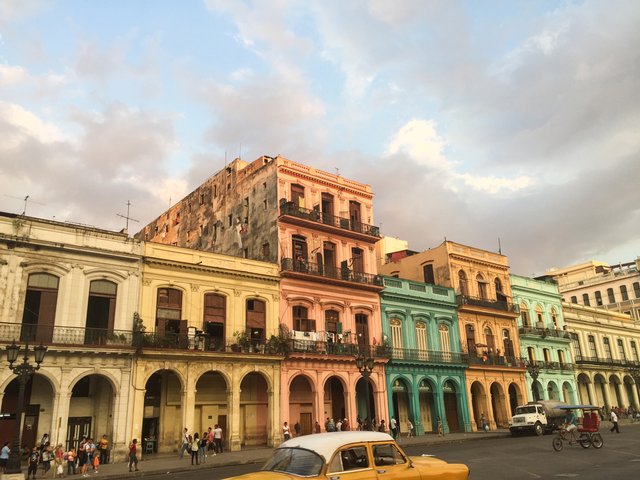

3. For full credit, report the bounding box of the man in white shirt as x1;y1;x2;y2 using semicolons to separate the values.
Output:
213;425;224;453
390;417;398;439
610;410;620;433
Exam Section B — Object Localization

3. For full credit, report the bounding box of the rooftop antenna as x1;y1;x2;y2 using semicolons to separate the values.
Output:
116;200;139;233
498;237;502;255
335;167;340;176
4;194;44;216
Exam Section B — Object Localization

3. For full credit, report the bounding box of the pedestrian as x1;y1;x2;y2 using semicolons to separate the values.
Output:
213;424;224;454
66;448;76;476
342;418;350;431
327;418;335;432
207;427;214;453
390;417;398;439
77;437;86;476
610;410;620;433
407;420;414;438
41;443;52;478
378;419;386;433
314;421;321;433
98;435;109;466
27;447;40;480
335;419;342;432
179;428;190;459
53;444;64;478
92;450;100;474
190;433;199;465
199;432;207;463
0;442;9;473
437;418;444;436
128;439;139;472
39;434;49;453
294;422;301;437
480;413;489;432
283;422;291;441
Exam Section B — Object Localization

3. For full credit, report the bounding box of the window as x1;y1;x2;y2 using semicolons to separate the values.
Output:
156;288;184;339
603;337;612;359
571;296;577;304
620;285;629;301
520;304;530;327
85;280;117;341
465;324;476;354
595;290;603;306
372;443;407;466
416;322;428;353
617;339;626;360
543;348;551;363
587;335;597;358
495;277;506;302
21;272;59;343
607;288;615;304
390;318;403;354
199;193;205;204
291;184;305;208
246;299;266;340
631;341;639;361
477;274;488;299
484;327;495;352
535;305;544;326
634;282;640;299
458;270;468;296
348;201;361;230
331;446;369;472
582;293;590;306
551;309;559;329
355;313;369;345
558;350;566;365
572;336;583;359
325;309;340;334
439;324;451;352
423;264;434;284
203;293;225;347
263;199;267;210
527;347;536;363
503;329;515;357
293;306;315;332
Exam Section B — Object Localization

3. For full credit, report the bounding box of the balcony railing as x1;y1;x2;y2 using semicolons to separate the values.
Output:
468;354;525;368
574;355;640;367
455;294;518;314
279;202;381;238
523;359;574;371
288;340;386;358
386;347;467;365
281;258;383;287
518;326;571;339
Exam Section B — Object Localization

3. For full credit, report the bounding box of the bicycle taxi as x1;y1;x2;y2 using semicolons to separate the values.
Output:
552;405;604;451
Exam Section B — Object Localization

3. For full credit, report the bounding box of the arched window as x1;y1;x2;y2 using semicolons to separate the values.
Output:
520;303;530;327
527;346;536;363
484;327;495;352
495;277;506;302
558;350;566;365
204;293;226;349
21;272;59;343
439;324;451;353
551;308;559;329
477;274;488;299
390;318;403;356
602;337;612;359
503;329;514;357
543;348;551;363
535;305;544;326
458;270;468;296
416;321;428;360
587;335;597;357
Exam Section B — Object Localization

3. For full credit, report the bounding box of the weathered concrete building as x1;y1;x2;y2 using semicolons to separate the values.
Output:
138;155;388;434
0;212;142;459
379;240;527;430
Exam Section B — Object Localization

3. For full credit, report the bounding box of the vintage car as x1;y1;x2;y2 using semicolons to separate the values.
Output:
224;431;469;479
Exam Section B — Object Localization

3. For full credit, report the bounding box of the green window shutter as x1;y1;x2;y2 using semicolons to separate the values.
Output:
337;322;343;334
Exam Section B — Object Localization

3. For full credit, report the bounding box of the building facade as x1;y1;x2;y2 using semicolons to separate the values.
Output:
510;275;578;404
379;276;470;435
0;212;142;459
379;240;527;430
133;242;283;452
562;302;640;411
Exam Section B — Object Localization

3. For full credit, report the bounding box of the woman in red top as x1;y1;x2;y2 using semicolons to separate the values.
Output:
128;439;139;472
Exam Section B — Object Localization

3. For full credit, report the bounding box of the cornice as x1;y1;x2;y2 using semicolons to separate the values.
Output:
142;257;280;284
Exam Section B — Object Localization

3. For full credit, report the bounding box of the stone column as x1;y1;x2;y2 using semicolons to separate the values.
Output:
586;380;597;406
434;388;448;434
52;392;70;449
410;382;423;435
631;381;640;410
228;366;241;451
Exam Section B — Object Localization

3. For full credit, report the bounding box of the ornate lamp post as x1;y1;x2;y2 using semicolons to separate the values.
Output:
527;362;541;401
4;341;47;475
355;351;375;431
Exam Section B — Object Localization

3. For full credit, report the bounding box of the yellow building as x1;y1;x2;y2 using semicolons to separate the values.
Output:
379;240;527;430
132;242;282;452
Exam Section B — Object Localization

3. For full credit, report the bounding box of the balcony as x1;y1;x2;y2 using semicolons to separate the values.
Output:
523;359;574;371
281;258;383;290
518;326;571;339
386;347;467;365
288;339;386;358
467;354;525;368
279;202;381;240
574;355;640;368
1;322;135;348
455;294;518;314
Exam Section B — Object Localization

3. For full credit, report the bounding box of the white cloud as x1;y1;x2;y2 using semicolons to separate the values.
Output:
0;64;27;86
0;101;65;146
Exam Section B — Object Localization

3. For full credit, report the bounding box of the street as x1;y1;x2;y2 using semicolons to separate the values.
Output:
136;426;640;479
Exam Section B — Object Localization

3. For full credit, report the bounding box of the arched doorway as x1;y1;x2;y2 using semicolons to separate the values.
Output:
562;381;575;404
325;376;347;424
0;374;54;450
195;372;228;446
391;378;411;436
418;379;435;433
443;380;461;432
490;382;507;428
143;370;183;453
470;381;487;431
240;372;269;445
623;376;637;409
289;375;314;435
532;380;543;402
67;374;115;451
508;383;521;415
355;377;374;426
547;381;560;401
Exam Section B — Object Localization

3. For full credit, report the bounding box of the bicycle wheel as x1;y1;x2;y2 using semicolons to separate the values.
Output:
591;433;604;449
552;437;563;452
579;435;591;449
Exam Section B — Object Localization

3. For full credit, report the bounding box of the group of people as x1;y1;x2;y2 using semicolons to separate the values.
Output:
5;433;111;479
283;416;415;439
178;426;224;466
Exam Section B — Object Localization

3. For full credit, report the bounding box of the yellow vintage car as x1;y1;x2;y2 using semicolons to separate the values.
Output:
224;431;469;479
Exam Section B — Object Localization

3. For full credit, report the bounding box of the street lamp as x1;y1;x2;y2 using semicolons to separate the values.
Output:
527;362;541;401
4;341;47;475
355;351;375;431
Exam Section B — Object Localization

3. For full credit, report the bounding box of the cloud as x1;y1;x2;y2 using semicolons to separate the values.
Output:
0;0;51;26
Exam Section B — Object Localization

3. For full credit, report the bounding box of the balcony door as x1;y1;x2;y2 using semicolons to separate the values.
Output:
355;313;369;346
323;242;336;276
85;280;117;344
204;293;226;349
321;193;334;224
349;201;361;230
21;273;58;344
351;248;364;273
292;235;308;264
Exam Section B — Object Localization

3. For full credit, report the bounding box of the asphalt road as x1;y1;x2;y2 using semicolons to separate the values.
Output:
139;426;640;479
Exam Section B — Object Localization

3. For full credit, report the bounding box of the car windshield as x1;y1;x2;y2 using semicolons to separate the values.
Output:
261;447;325;476
515;406;537;414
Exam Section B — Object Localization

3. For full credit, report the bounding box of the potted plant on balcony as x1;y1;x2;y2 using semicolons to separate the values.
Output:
266;324;291;355
106;332;128;346
232;330;252;352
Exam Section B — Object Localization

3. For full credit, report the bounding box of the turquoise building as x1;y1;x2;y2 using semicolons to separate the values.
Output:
380;276;471;434
510;275;579;403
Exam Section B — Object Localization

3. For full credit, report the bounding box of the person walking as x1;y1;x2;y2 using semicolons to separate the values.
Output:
41;443;52;478
27;447;40;480
128;439;139;473
480;413;489;432
282;422;291;441
98;435;109;466
190;433;200;466
53;444;64;478
294;422;301;437
0;442;10;473
407;420;414;438
179;429;190;459
199;432;208;464
390;417;398;439
66;449;76;476
213;425;224;454
314;421;321;433
610;410;620;433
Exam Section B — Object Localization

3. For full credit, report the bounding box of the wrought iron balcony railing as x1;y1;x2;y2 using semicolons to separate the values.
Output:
467;354;525;368
455;294;518;314
281;258;383;287
523;359;574;371
1;322;135;348
279;202;381;238
386;347;468;365
518;326;571;339
574;355;640;367
288;339;386;358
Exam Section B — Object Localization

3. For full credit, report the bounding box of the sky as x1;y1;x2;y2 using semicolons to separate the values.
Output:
0;0;638;277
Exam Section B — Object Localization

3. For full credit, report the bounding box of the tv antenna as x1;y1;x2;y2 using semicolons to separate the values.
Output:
116;200;139;232
4;194;45;216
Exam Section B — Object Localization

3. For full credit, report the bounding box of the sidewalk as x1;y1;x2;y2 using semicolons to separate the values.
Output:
84;429;511;480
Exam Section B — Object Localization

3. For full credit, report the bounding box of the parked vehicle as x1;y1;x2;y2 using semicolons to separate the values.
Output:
223;431;469;479
509;400;569;436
